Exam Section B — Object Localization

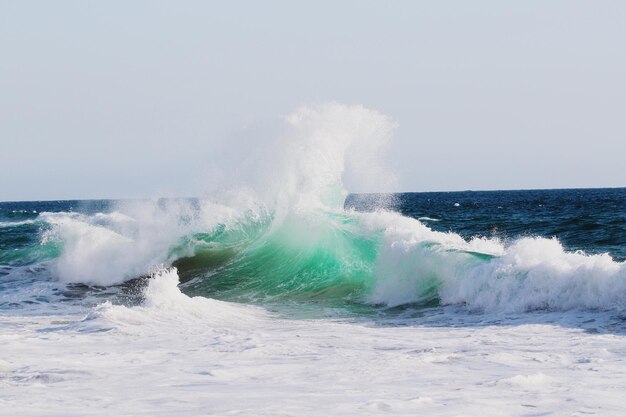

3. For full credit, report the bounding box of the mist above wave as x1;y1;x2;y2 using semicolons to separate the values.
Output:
31;103;626;313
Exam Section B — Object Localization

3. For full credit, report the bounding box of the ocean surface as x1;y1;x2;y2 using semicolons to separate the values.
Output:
1;188;626;416
2;104;625;416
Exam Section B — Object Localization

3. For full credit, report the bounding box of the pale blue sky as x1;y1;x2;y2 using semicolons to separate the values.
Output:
1;1;625;201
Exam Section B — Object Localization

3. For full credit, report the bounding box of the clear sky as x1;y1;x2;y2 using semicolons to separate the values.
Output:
1;1;625;201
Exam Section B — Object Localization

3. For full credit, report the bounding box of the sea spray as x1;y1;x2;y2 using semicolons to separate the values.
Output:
22;103;626;313
41;103;399;287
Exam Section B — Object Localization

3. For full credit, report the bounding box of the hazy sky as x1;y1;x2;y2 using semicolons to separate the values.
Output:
1;1;625;201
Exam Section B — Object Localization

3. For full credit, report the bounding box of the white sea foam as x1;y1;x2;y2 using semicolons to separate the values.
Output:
39;202;206;285
0;219;36;227
364;210;625;311
417;216;441;222
441;237;625;312
97;268;266;325
2;269;625;416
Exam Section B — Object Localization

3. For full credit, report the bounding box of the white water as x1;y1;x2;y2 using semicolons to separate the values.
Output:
360;210;626;311
2;269;625;416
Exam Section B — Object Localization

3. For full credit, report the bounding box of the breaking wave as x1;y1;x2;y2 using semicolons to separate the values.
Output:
28;103;626;313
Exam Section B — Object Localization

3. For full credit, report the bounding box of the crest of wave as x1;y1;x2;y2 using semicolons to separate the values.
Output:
44;103;398;286
211;102;398;219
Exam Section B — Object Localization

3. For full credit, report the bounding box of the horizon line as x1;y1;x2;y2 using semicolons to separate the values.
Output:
1;185;624;204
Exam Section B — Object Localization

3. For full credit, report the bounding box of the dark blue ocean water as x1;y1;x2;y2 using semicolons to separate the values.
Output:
349;188;626;262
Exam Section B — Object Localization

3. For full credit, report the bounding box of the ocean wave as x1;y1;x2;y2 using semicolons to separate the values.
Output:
26;103;626;313
34;193;626;313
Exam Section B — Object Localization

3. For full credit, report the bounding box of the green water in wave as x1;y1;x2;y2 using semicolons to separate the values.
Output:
174;211;382;305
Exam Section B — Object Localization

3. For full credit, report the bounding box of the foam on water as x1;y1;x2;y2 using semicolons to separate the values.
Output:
87;268;266;330
0;220;37;228
38;202;206;285
3;264;624;416
364;209;625;311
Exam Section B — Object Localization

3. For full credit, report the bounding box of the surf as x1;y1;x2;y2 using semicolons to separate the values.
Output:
10;103;625;314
